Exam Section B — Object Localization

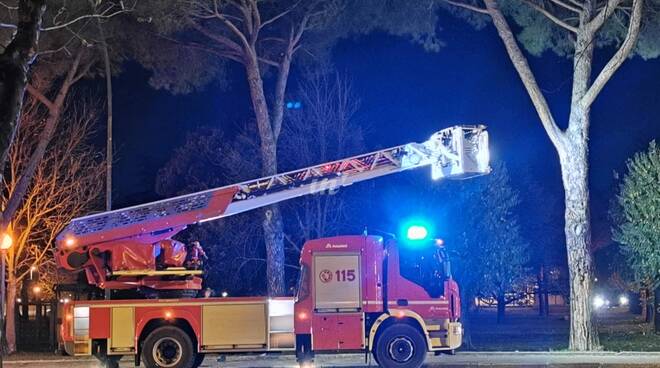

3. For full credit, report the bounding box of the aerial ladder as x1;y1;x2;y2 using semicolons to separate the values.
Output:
55;125;489;296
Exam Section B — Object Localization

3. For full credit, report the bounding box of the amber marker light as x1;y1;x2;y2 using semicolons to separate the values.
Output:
65;237;76;248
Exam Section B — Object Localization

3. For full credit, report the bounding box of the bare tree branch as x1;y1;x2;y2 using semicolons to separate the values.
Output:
549;0;583;13
0;1;18;10
42;4;133;32
521;0;579;33
25;83;54;110
208;6;251;50
581;0;643;108
567;0;586;8
260;0;302;29
443;0;489;14
483;0;566;149
190;21;243;54
586;0;625;35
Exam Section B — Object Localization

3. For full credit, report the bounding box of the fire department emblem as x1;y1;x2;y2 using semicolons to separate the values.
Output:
319;269;333;283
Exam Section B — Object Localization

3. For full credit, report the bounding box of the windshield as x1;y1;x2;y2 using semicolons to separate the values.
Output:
399;245;447;298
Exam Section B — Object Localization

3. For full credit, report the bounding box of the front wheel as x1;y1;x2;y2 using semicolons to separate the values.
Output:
142;326;196;368
373;323;427;368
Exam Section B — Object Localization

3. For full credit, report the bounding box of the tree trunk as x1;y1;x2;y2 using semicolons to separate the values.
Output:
1;51;82;229
1;102;63;228
244;55;285;296
263;204;286;296
538;267;545;316
559;129;599;350
654;286;660;333
5;277;17;353
460;289;475;349
98;18;113;211
0;0;45;184
260;135;285;296
496;293;506;324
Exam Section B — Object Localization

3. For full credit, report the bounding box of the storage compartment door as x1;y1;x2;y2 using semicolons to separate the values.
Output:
335;313;364;350
313;253;361;311
110;307;134;352
202;303;267;349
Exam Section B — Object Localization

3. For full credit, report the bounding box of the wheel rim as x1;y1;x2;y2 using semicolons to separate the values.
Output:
388;336;414;363
152;337;183;367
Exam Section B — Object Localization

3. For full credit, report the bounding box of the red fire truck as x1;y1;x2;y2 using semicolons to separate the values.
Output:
56;125;489;368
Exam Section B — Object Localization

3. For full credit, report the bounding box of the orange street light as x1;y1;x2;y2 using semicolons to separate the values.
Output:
0;232;11;358
1;233;12;250
32;285;41;294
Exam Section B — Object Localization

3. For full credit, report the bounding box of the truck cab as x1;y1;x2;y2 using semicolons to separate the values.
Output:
294;235;462;367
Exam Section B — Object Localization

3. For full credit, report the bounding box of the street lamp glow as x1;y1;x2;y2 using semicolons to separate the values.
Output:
619;295;629;306
0;233;12;250
33;285;41;294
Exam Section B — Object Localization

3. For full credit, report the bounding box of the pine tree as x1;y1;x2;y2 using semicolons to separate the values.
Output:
614;141;660;287
454;162;530;323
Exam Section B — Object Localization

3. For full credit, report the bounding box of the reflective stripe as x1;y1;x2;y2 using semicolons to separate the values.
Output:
387;300;449;305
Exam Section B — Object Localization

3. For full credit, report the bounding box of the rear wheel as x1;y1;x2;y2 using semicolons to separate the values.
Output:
142;326;196;368
373;323;427;368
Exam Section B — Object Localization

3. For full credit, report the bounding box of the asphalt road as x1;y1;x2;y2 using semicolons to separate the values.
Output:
4;352;660;367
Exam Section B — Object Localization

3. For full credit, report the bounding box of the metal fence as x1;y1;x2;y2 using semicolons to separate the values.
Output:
15;301;58;352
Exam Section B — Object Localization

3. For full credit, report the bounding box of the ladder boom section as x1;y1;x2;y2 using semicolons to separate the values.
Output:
56;125;488;250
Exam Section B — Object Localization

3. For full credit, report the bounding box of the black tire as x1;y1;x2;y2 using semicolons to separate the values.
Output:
373;323;427;368
142;326;196;368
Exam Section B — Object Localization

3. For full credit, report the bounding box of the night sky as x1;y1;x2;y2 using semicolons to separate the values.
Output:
109;13;659;243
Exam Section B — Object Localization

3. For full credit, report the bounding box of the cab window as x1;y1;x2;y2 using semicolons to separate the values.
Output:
296;263;310;302
398;246;446;298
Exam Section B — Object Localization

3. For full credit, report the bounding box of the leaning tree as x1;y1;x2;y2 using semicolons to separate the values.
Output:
433;0;659;350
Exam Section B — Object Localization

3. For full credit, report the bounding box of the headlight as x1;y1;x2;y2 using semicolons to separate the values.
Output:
619;295;629;306
593;295;605;309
